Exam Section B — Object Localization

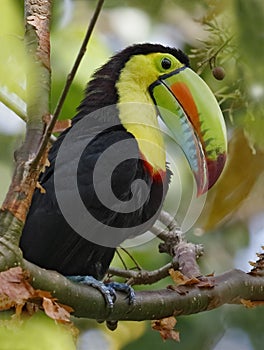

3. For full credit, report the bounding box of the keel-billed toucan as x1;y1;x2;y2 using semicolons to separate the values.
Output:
20;44;227;303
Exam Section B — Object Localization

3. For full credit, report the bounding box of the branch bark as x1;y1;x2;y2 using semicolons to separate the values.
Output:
23;259;264;321
0;0;52;269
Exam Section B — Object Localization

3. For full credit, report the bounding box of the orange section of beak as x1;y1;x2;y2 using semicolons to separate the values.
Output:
170;82;201;135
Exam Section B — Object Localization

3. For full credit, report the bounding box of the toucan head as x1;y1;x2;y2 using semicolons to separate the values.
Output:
89;44;227;196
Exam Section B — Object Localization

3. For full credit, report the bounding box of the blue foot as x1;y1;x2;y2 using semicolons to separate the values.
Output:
105;281;136;305
67;276;135;309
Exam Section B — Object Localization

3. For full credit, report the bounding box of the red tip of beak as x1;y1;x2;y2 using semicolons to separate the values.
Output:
194;152;226;197
206;153;226;191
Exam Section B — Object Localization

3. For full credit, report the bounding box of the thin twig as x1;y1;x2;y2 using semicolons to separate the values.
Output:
0;88;56;143
0;90;27;122
32;0;105;166
52;0;105;124
115;249;128;270
107;263;174;285
107;209;204;285
158;210;178;230
197;35;234;69
119;246;142;270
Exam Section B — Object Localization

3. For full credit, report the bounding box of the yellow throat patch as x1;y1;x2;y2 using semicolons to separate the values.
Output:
116;54;167;173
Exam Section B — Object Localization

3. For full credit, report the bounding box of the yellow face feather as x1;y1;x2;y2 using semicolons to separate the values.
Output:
116;53;184;173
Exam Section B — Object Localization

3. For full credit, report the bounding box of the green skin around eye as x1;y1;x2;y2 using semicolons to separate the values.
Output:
154;54;182;74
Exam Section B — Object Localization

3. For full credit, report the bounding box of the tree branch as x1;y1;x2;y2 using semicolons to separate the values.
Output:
153;212;204;278
0;0;105;270
21;215;264;322
0;90;27;122
23;259;264;321
0;0;52;270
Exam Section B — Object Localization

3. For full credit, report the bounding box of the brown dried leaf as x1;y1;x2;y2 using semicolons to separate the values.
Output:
34;289;54;299
240;299;264;308
169;269;200;286
42;115;71;134
33;290;73;322
0;294;16;312
206;272;215;277
152;316;180;342
53;119;72;133
183;277;201;286
0;267;35;312
42;297;72;324
25;301;40;316
0;267;73;324
169;269;186;285
57;302;74;314
197;278;215;289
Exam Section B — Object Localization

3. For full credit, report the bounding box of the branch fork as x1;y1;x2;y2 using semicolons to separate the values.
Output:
108;210;205;287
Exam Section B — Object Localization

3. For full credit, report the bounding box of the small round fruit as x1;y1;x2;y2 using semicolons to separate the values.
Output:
212;66;225;80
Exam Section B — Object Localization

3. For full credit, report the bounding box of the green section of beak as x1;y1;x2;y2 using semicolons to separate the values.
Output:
149;66;227;195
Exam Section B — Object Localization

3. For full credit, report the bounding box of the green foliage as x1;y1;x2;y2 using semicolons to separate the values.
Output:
190;19;236;75
235;0;264;151
50;7;111;119
190;0;264;153
0;312;76;350
0;0;27;100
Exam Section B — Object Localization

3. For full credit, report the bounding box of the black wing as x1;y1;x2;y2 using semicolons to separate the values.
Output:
20;125;153;279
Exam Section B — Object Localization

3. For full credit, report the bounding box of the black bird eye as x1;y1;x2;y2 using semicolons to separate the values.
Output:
161;57;172;70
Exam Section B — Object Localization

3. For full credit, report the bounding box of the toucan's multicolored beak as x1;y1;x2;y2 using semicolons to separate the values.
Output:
149;66;227;196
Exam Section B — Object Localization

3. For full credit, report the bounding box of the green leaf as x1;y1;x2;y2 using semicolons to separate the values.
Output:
0;0;27;99
244;110;264;153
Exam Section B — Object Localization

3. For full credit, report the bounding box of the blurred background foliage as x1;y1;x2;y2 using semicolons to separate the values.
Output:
0;0;264;349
